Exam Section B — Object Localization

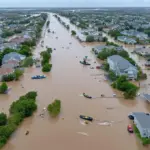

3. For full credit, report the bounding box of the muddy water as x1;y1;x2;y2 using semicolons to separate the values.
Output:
1;13;150;150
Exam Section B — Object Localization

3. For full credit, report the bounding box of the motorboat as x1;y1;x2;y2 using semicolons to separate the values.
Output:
80;61;91;65
79;115;93;121
31;75;46;79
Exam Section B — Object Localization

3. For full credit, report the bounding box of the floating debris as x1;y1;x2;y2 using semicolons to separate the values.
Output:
97;121;112;126
77;132;89;136
25;130;29;135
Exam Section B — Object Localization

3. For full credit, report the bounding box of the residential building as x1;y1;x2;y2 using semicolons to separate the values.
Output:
2;60;20;69
0;67;14;81
117;36;137;44
2;52;26;64
134;47;150;56
107;55;138;79
132;112;150;138
94;45;123;54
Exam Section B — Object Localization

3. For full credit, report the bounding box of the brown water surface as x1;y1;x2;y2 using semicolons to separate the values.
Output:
1;13;150;150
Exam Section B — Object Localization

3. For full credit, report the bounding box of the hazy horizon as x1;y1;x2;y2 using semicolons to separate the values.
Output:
0;0;150;8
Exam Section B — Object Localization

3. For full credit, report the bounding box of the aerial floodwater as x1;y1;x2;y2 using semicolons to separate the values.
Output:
1;13;150;150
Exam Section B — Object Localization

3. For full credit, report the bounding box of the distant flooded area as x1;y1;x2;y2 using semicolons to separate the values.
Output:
1;13;150;150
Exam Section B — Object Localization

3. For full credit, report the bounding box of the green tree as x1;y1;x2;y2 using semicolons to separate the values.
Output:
25;91;37;100
86;35;95;42
47;99;61;117
42;63;52;72
10;99;37;117
47;48;52;53
46;21;50;27
0;113;7;126
22;57;34;67
102;37;108;42
0;83;8;93
71;30;76;36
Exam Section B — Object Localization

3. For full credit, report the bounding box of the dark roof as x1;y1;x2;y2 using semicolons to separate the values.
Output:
143;94;150;102
132;112;150;128
108;55;134;71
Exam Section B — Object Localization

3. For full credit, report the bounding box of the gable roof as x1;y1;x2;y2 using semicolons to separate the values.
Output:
132;112;150;129
2;52;26;64
108;55;135;71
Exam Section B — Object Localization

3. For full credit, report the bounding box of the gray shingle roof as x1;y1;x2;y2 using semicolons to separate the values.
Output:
132;112;150;128
108;55;134;71
2;52;26;64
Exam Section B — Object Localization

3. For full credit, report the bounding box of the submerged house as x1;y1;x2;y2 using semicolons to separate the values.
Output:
132;112;150;138
107;55;138;80
2;52;26;64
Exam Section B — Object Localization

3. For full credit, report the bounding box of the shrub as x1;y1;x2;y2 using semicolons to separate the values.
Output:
2;74;15;82
47;99;61;117
133;125;150;145
112;76;138;99
14;69;24;81
47;48;52;53
108;71;117;81
71;30;76;36
42;63;52;72
0;83;8;94
103;62;109;71
0;113;7;126
86;35;94;42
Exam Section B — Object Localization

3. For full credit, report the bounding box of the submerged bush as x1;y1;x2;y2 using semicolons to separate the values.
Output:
47;99;61;117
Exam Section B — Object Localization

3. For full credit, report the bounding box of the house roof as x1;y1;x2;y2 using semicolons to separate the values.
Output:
108;55;135;71
2;52;26;64
0;67;14;75
132;112;150;129
142;94;150;102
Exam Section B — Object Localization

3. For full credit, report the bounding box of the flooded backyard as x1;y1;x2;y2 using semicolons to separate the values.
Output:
1;13;150;150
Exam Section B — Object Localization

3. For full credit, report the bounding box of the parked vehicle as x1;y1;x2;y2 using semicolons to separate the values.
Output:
79;115;93;121
128;114;134;120
127;124;133;133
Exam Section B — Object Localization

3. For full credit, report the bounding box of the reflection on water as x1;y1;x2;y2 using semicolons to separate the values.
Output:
0;13;150;150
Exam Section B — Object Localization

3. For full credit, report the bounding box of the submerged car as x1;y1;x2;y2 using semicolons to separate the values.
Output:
127;124;133;133
128;113;134;120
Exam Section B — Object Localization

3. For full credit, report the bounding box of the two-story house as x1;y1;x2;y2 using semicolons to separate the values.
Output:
107;55;138;80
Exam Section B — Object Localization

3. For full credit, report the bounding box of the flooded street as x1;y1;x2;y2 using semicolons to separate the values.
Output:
1;13;150;150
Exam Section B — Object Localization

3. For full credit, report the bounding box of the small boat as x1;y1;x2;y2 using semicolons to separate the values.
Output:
79;115;93;121
80;61;91;65
31;75;46;79
83;93;92;99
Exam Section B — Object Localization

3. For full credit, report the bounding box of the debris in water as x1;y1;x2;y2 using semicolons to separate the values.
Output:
25;130;29;135
77;132;89;136
98;121;112;126
113;94;116;97
106;107;114;110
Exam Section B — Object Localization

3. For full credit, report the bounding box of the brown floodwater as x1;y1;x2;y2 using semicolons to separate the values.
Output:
1;13;150;150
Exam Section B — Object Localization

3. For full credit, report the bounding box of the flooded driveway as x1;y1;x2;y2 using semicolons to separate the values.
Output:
1;13;150;150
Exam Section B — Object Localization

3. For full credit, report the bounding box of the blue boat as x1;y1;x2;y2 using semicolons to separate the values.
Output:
31;75;46;79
